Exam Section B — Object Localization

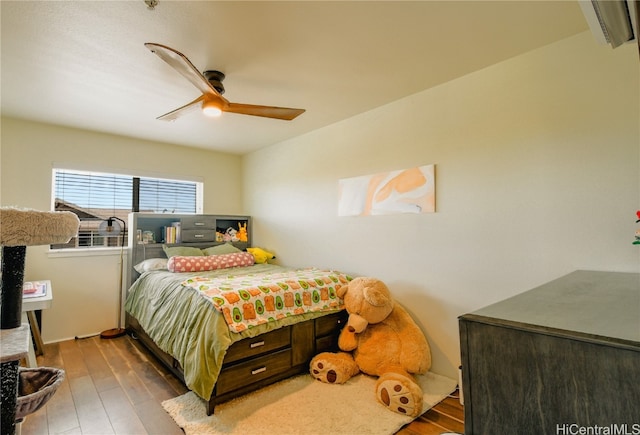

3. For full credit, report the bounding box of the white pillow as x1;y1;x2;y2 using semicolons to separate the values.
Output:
134;258;168;273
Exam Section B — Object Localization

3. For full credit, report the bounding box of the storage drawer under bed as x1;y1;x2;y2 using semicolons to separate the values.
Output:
314;311;347;353
224;326;291;364
315;311;346;337
216;348;292;395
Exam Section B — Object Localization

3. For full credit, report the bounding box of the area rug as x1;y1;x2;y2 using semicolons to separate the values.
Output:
162;371;457;435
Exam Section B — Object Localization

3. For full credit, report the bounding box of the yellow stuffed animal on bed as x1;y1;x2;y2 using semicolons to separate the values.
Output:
247;247;275;264
310;277;431;417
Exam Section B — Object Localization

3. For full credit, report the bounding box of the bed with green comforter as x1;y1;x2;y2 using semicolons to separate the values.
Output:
124;263;346;402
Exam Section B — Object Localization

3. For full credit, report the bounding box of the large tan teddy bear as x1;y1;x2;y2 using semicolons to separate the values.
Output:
310;277;431;417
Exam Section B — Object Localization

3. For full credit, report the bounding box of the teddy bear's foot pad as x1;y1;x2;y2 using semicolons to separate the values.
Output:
377;377;423;417
310;359;347;384
310;352;359;384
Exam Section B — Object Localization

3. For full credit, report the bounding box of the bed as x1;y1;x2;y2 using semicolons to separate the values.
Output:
124;222;349;415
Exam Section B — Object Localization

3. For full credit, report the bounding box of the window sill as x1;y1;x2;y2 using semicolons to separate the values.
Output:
47;248;128;258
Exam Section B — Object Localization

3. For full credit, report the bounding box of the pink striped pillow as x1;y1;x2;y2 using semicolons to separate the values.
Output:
167;251;255;273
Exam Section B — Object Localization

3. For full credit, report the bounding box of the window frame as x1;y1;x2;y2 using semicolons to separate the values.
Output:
50;166;203;253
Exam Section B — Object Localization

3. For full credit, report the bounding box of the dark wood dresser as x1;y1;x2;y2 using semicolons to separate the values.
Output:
459;270;640;435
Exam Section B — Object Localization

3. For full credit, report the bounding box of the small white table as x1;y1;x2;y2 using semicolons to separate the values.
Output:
22;280;53;367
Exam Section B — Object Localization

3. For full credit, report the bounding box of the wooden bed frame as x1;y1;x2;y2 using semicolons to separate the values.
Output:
124;213;346;414
126;310;346;415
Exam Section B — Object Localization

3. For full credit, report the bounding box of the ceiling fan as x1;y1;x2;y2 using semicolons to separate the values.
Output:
145;43;305;121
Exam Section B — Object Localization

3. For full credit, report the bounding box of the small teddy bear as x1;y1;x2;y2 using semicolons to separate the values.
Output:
310;277;431;417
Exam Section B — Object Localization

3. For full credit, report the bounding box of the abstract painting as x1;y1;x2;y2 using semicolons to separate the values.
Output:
338;164;435;216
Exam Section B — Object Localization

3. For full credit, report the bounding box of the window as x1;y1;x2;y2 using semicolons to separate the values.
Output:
52;169;202;249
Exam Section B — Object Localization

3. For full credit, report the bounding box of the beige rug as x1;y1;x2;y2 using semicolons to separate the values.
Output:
162;371;457;435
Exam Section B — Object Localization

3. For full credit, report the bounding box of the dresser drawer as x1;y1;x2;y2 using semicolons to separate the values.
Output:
224;327;291;364
181;216;216;229
216;348;292;395
181;229;216;242
315;310;347;338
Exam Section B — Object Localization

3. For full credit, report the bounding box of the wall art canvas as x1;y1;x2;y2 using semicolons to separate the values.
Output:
338;164;435;216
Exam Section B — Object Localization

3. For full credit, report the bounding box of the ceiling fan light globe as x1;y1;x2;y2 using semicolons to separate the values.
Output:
202;102;222;117
203;107;222;117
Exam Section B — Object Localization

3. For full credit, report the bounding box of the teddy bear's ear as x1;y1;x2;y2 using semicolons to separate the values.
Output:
336;282;349;298
363;281;392;307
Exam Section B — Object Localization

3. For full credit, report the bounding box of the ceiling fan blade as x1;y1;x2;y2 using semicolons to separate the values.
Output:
146;43;306;122
145;42;220;97
225;103;305;121
157;95;206;121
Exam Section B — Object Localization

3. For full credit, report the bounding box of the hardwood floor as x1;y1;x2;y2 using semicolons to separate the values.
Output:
397;393;464;435
19;334;463;434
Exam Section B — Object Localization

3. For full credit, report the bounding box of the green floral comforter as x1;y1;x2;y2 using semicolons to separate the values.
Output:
182;268;348;333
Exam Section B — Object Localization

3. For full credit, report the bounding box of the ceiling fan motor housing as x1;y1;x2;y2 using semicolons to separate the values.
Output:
203;70;225;95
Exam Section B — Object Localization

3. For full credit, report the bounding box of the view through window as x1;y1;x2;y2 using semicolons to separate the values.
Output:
52;169;202;249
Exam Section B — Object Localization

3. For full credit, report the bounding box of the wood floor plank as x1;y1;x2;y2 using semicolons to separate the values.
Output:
68;375;115;434
127;337;188;396
431;400;464;425
96;337;132;373
76;337;120;393
111;336;184;402
423;408;465;433
58;339;89;379
99;385;149;435
98;336;156;405
41;374;81;435
398;418;454;435
56;427;83;434
132;399;184;435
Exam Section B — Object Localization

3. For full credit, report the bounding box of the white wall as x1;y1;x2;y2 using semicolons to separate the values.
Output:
243;32;640;378
0;118;243;341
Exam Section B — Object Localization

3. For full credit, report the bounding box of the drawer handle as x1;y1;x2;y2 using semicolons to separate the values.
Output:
194;222;206;226
251;367;267;375
194;234;204;238
250;341;265;348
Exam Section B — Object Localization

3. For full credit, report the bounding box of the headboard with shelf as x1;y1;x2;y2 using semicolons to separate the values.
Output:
126;212;251;289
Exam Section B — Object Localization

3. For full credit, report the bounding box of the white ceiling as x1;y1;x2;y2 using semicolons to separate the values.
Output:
1;1;588;155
